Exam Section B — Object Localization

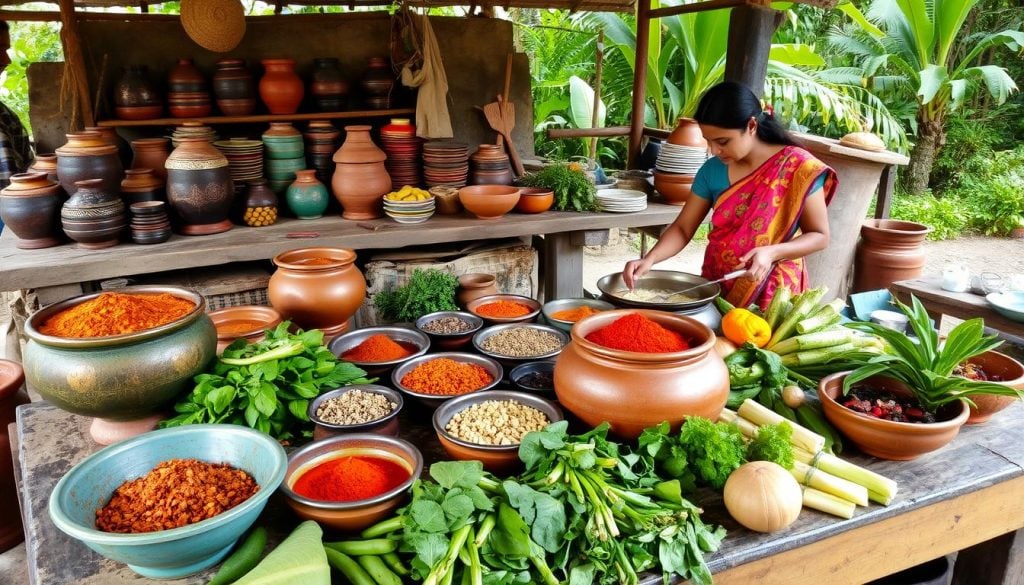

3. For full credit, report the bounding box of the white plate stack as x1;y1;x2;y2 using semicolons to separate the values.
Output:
384;196;436;224
655;143;708;175
596;189;647;213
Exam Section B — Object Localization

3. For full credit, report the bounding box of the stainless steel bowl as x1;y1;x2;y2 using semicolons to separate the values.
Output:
541;298;615;332
414;311;484;350
465;294;542;324
472;323;568;366
596;270;720;311
327;326;430;376
509;360;556;397
307;385;404;439
433;390;564;451
391;352;503;409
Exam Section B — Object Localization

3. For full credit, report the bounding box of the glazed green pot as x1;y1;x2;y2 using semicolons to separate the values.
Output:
23;286;216;421
286;169;330;219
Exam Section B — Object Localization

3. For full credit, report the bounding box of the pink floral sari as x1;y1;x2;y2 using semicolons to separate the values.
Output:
701;146;837;311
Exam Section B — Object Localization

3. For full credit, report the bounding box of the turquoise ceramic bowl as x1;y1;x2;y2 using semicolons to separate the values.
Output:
987;291;1024;323
48;425;287;579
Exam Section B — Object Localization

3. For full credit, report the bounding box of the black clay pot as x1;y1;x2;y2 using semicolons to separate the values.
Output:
114;65;161;108
0;172;63;249
60;178;127;249
165;138;235;235
310;58;349;112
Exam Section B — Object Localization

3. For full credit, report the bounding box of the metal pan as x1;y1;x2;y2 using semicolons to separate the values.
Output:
596;270;721;311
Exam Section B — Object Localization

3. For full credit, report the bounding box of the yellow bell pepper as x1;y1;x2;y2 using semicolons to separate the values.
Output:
721;308;772;348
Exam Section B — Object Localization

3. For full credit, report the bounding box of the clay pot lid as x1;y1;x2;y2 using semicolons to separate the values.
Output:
57;132;118;156
180;0;246;53
0;359;25;400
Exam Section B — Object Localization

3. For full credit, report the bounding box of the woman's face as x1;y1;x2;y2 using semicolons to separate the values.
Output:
700;118;758;164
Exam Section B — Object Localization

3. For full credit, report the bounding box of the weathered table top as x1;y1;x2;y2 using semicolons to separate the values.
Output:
15;400;1024;584
0;205;682;291
892;277;1024;338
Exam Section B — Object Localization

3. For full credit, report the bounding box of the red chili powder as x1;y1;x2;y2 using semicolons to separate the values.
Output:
475;300;532;318
585;313;690;353
292;455;410;502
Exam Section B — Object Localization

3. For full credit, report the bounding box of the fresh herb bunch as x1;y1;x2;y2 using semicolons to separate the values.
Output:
374;268;459;323
161;322;371;441
518;163;599;212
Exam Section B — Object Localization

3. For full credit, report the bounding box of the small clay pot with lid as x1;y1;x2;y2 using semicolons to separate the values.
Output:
60;178;127;249
165;137;235;235
120;168;165;207
0;359;29;551
0;171;64;249
456;273;498;307
55;131;123;197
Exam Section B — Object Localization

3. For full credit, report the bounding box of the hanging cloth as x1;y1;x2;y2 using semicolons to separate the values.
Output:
400;15;454;139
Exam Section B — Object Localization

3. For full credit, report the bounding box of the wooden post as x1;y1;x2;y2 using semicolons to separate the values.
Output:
57;0;94;128
724;3;781;97
874;164;896;219
589;30;604;161
627;0;652;169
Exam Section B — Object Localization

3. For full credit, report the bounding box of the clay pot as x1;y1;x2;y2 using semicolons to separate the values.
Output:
360;56;394;98
554;309;730;439
286;170;330;219
817;372;968;460
212;58;255;115
130;137;171;180
55;131;123;197
853;220;933;293
259;59;304;115
268;247;367;336
515;188;554;214
962;350;1024;424
120;168;165;207
0;171;63;249
653;171;694;205
331;125;390;220
61;178;127;249
29;154;60;185
114;65;161;108
165;137;235;235
0;359;29;552
167;58;206;92
456;273;498;307
667;117;706;148
208;305;283;354
310;57;349;112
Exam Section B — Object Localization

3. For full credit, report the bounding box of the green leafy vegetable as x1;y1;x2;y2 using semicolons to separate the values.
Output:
160;322;371;441
517;163;599;212
746;423;795;469
677;417;747;489
374;268;459;323
232;521;328;585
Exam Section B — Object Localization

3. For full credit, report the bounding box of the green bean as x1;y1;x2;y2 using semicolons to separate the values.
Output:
323;538;397;556
324;548;375;585
381;552;409;576
357;554;403;585
207;526;266;585
360;516;403;539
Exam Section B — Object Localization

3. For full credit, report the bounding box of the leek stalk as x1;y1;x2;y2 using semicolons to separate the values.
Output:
802;487;856;519
738;399;826;454
790;461;868;506
793;448;898;505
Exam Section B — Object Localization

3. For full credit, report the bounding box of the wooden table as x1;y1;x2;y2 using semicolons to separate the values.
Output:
892;277;1024;339
0;205;682;302
14;401;1024;585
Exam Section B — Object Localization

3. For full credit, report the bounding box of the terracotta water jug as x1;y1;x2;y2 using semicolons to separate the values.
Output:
852;219;932;292
259;59;304;115
268;247;366;338
331;125;390;220
0;360;29;552
0;171;63;249
165;137;235;235
667;117;706;148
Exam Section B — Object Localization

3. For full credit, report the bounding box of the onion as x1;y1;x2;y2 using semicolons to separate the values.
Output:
782;385;806;409
713;337;737;359
724;461;802;533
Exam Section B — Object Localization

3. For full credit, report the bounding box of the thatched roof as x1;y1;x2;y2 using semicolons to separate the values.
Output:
0;0;638;13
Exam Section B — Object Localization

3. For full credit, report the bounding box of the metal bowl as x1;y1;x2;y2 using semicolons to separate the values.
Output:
465;294;542;324
596;270;720;311
307;385;404;440
541;298;615;332
391;352;503;409
414;311;484;351
509;360;556;398
472;323;569;367
327;326;430;377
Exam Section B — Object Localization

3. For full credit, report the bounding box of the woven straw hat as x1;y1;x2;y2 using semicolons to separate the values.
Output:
180;0;246;53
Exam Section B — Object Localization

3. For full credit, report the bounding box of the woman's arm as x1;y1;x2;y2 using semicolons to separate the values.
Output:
623;196;711;288
738;188;830;283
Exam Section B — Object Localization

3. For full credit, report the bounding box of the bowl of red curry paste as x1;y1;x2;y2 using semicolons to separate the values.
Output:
280;433;423;532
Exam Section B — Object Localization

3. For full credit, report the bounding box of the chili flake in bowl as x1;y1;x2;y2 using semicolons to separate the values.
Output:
391;352;503;409
327;326;430;377
465;294;542;325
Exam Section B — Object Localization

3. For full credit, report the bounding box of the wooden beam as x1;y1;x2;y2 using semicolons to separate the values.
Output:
648;0;748;19
547;126;630;139
627;0;651;169
723;3;781;96
57;0;94;128
589;29;605;160
874;164;896;219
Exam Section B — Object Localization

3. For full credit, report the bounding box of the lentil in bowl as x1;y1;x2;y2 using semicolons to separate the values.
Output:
414;311;484;351
308;385;404;439
472;323;568;367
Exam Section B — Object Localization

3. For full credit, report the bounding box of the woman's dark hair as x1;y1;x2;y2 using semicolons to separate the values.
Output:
0;21;8;33
693;81;797;146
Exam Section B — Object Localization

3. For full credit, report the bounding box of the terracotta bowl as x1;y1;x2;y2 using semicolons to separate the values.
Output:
653;171;694;205
961;350;1024;424
818;372;969;460
279;433;422;533
414;311;484;351
472;323;568;369
391;352;503;409
465;294;542;325
458;185;520;220
432;390;563;474
208;305;282;354
541;298;615;332
327;326;430;377
307;385;403;441
515;187;554;214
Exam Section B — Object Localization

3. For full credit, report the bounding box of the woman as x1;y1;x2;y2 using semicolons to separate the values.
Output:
623;81;837;310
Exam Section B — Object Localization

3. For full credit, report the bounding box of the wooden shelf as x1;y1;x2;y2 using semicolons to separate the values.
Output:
96;108;416;127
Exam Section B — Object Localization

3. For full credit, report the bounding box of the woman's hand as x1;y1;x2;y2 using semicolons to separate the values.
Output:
738;246;777;283
623;258;652;290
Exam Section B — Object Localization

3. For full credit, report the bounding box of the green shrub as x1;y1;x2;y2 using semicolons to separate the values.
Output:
957;147;1024;236
889;191;970;241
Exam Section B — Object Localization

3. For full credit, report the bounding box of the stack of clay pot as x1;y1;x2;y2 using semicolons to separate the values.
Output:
61;178;127;249
331;125;391;220
360;56;394;110
379;118;421;188
120;168;165;207
0;171;63;249
55;131;123;197
212;58;256;116
303;120;341;186
260;59;304;115
129;201;172;245
309;58;349;112
113;65;162;120
130;137;171;180
167;58;212;119
263;123;305;195
165;137;235;235
470;144;512;186
653;117;708;205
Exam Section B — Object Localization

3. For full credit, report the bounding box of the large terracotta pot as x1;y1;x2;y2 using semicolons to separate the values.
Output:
259;59;304;115
130;137;171;180
667;117;706;148
268;247;366;337
310;57;349;112
55;131;123;197
0;171;63;249
554;309;729;439
962;350;1024;424
852;219;932;293
165;137;235;235
60;178;127;249
0;359;29;552
818;372;968;460
331;125;390;219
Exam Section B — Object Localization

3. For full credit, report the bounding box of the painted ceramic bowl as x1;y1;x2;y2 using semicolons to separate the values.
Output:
307;385;404;440
414;311;484;351
465;294;542;325
48;425;287;579
391;352;503;409
327;326;430;377
279;433;422;532
433;390;563;473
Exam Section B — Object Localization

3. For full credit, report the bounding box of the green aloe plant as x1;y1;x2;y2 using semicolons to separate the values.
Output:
842;295;1023;414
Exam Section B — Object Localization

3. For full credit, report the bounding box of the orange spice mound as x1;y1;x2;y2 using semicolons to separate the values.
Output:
343;334;413;362
475;300;532;318
39;292;196;338
550;305;602;322
400;358;493;395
